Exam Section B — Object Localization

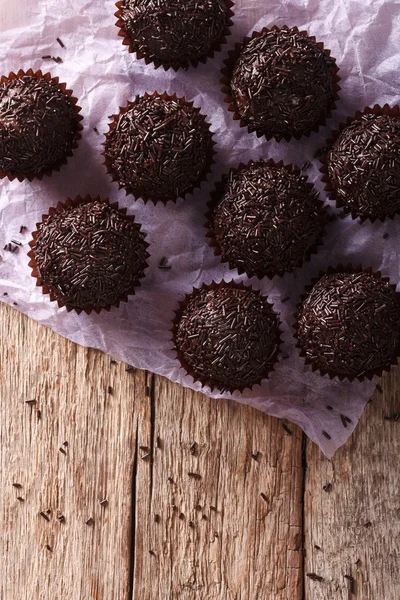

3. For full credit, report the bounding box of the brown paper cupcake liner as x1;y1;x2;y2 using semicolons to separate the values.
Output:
115;0;235;72
0;69;83;183
319;104;400;223
204;158;328;279
27;195;150;315
171;279;283;394
293;264;400;382
102;91;216;205
220;25;341;143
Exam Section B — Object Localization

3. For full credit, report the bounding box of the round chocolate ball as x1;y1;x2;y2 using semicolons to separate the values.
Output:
34;200;148;312
230;27;336;140
0;74;80;178
210;162;326;278
174;284;280;391
118;0;230;70
297;271;400;378
104;94;213;203
327;113;400;220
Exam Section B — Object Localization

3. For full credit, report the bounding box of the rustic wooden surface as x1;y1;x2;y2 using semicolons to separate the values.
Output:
0;302;399;600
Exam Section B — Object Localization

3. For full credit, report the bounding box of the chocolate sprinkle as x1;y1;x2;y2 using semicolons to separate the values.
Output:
0;74;79;177
210;161;326;278
174;284;280;392
327;114;400;220
230;27;336;140
297;271;400;377
34;200;148;311
104;94;213;203
119;0;229;70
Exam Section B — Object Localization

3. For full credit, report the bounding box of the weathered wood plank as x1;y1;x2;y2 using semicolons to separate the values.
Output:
304;368;400;600
134;375;304;600
0;303;141;600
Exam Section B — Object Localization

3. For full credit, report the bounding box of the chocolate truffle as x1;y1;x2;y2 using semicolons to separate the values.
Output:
326;113;400;220
174;284;280;392
0;73;81;178
229;27;337;140
104;94;214;203
209;161;326;278
297;271;400;378
117;0;231;70
32;199;148;312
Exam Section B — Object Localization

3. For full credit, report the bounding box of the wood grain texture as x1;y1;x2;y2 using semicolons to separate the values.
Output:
133;377;304;600
304;371;400;600
0;303;142;600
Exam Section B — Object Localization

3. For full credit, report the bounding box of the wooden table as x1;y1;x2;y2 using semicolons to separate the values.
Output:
0;302;399;600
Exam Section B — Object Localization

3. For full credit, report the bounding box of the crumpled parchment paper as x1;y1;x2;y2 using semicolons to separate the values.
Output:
1;0;399;457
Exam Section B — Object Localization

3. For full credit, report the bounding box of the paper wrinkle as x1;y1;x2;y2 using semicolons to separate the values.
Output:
0;0;399;457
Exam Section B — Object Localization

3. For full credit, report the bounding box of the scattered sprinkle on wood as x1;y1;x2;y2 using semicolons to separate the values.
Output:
210;505;217;512
306;573;324;582
282;423;292;435
322;430;331;440
154;514;160;523
314;544;321;550
100;499;108;507
37;409;42;420
167;477;174;484
384;413;400;422
85;518;94;526
202;514;207;520
56;37;65;48
355;558;361;565
139;445;149;451
12;483;22;488
110;360;117;365
39;511;50;521
260;493;268;503
145;385;150;396
63;441;68;446
156;436;161;449
141;452;151;460
45;544;52;552
17;496;24;501
187;472;201;479
108;386;113;394
57;514;65;522
179;512;184;520
251;451;260;461
323;483;332;493
149;550;155;556
125;365;135;373
190;442;197;455
188;520;194;528
59;447;67;455
363;521;372;528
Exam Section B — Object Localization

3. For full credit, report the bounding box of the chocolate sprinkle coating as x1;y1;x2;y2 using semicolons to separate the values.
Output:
104;95;213;203
230;28;335;139
0;75;79;176
175;285;280;391
211;162;326;278
34;201;148;311
297;272;400;377
327;114;400;220
119;0;229;70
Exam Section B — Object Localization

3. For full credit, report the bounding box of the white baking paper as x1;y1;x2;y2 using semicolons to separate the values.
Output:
0;0;399;457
